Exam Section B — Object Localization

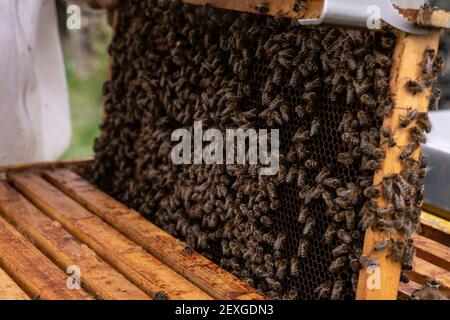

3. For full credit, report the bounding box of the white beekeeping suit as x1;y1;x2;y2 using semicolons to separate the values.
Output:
0;0;71;165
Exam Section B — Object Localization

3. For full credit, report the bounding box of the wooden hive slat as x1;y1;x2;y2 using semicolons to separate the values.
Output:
356;31;441;300
398;280;422;299
420;211;450;247
412;234;450;271
0;181;151;300
43;168;266;300
0;267;30;300
8;171;212;300
0;216;91;300
182;0;323;19
408;257;450;292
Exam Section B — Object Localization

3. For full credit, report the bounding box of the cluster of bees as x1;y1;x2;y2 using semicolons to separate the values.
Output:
89;0;442;299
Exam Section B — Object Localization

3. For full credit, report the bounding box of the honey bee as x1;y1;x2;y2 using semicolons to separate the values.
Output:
305;159;319;170
297;238;309;258
362;159;381;172
374;238;392;252
297;169;307;188
409;126;427;144
359;255;379;269
286;165;298;184
416;112;432;133
342;132;359;146
399;143;419;161
293;129;310;143
337;229;352;244
265;277;282;291
290;257;300;277
363;186;380;199
329;257;347;273
323;224;336;244
303;217;316;237
360;94;377;108
405;79;426;95
315;282;332;300
421;48;435;77
298;205;309;224
260;215;273;228
275;259;288;280
345;209;356;230
255;2;269;14
292;0;305;12
332;243;349;257
381;126;396;147
322;191;334;209
330;280;344;300
310;119;321;137
337;152;353;166
357;110;369;126
154;291;168;300
322;177;342;189
274;233;286;251
353;80;371;97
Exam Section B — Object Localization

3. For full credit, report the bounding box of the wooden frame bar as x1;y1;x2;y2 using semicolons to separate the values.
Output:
43;169;266;300
356;31;441;300
0;216;91;300
8;172;212;300
0;267;30;300
0;181;151;300
182;0;323;19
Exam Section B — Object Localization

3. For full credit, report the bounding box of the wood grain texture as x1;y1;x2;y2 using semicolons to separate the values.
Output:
398;280;421;300
420;211;450;247
43;168;266;300
182;0;323;19
0;181;150;300
356;31;441;300
0;267;30;300
0;216;91;300
8;171;212;300
0;159;93;174
409;257;450;292
412;234;450;271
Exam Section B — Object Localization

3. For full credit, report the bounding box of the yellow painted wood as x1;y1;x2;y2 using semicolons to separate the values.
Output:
8;171;212;300
356;31;441;300
43;168;266;300
0;181;151;300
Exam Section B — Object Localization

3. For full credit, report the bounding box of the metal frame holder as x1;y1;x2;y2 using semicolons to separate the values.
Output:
298;0;431;35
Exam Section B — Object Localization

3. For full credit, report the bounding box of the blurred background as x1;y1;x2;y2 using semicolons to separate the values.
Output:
56;0;111;160
55;0;450;161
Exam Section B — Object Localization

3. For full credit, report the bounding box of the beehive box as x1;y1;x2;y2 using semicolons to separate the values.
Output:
0;0;449;301
0;161;447;300
85;0;446;300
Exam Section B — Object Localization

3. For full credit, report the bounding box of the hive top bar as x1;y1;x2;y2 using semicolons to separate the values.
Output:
180;0;450;33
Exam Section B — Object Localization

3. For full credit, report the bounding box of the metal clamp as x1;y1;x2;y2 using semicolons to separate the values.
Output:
298;0;431;35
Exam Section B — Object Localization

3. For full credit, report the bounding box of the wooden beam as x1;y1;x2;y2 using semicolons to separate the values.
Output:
412;234;450;271
0;267;30;300
398;280;421;300
356;31;441;300
8;172;212;300
0;216;91;300
182;0;323;20
408;257;450;292
420;211;450;247
43;168;266;300
0;159;93;174
0;181;151;300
